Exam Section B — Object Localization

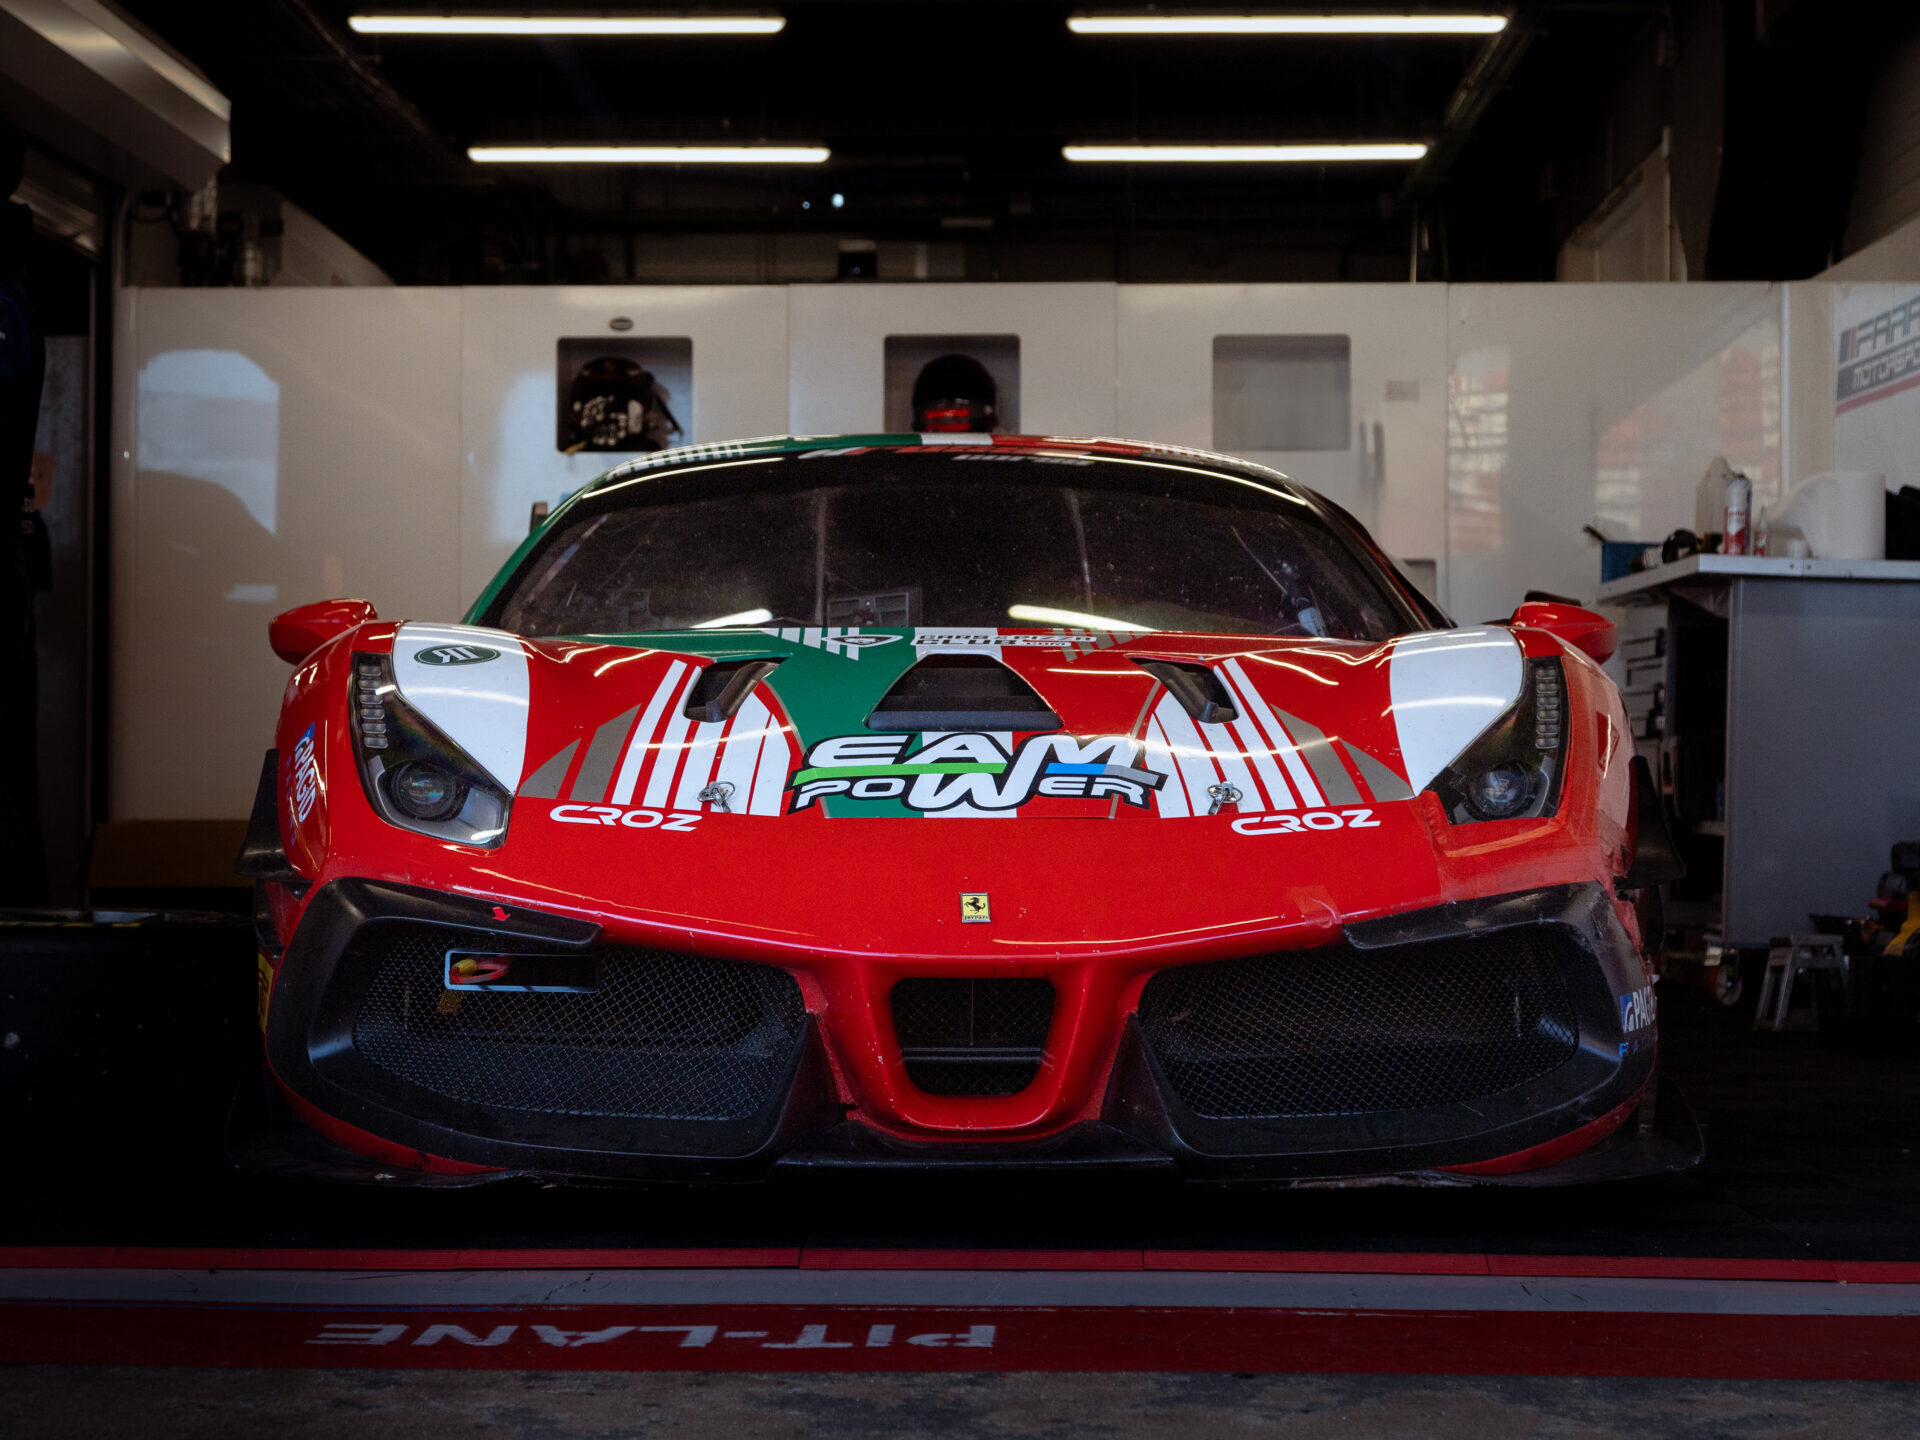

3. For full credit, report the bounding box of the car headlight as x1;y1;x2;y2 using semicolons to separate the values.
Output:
1427;657;1568;824
350;652;511;847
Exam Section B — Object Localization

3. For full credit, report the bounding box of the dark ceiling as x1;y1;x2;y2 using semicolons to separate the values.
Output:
111;0;1908;285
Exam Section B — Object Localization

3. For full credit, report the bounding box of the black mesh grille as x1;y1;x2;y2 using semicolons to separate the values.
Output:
351;923;805;1120
1137;928;1582;1118
891;977;1054;1097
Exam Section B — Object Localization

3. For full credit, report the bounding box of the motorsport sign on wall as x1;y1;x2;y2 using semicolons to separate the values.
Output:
1836;289;1920;414
1834;285;1920;489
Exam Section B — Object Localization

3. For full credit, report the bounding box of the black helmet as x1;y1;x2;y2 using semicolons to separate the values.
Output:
566;356;683;452
911;353;997;433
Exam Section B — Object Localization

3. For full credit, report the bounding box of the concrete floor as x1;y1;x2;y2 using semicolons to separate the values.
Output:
4;1368;1920;1439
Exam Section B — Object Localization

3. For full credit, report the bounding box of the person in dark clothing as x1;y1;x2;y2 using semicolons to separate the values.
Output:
0;118;49;904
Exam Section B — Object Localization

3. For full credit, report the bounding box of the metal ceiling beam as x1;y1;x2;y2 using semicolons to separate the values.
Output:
1400;12;1541;199
0;0;230;187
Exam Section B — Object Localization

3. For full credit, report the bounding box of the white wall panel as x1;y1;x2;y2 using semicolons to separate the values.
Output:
1445;282;1780;624
113;288;462;819
787;283;1117;436
1117;284;1450;599
459;286;789;604
1783;282;1836;489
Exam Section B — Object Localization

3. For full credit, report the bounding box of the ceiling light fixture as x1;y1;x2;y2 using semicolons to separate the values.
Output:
1063;143;1429;163
1068;13;1507;36
469;144;829;164
350;14;785;36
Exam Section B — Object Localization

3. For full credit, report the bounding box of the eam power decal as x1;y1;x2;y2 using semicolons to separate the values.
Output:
788;732;1165;813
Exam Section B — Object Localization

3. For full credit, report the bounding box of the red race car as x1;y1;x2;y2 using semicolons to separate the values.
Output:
238;434;1697;1185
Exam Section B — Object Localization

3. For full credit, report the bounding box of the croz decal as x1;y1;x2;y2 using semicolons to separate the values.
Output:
788;732;1165;813
1231;808;1380;835
549;802;700;832
1620;984;1656;1033
288;725;321;824
414;643;500;666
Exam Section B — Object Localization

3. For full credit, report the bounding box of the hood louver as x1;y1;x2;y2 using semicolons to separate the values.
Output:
866;654;1062;733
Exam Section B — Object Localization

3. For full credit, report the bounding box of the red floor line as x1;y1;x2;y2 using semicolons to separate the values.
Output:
1833;1260;1920;1283
448;1248;800;1271
0;1248;120;1269
5;1245;1920;1282
1483;1255;1843;1282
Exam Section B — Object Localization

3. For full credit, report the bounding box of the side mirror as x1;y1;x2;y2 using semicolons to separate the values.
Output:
269;598;378;665
1510;600;1616;664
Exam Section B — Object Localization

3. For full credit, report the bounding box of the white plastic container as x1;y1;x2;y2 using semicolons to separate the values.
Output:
1762;471;1886;560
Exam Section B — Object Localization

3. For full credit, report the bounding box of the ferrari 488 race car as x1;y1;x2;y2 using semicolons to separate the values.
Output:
238;434;1698;1185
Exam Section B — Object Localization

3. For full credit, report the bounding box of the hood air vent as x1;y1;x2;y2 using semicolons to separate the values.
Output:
866;654;1061;732
1132;659;1238;724
684;658;782;723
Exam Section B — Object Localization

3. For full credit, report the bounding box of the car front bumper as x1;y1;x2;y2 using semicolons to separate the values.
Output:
257;879;1695;1185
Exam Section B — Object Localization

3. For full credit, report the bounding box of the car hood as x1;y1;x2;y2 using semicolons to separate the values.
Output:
362;621;1546;956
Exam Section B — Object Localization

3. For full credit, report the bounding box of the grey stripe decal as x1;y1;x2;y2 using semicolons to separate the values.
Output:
7;1269;1920;1317
1344;742;1414;802
1273;707;1362;806
517;740;579;800
568;706;640;803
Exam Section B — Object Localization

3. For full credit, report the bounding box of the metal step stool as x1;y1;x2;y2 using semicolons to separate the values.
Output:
1754;934;1848;1031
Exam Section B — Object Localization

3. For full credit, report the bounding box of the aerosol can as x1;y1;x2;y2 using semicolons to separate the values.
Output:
1724;471;1752;556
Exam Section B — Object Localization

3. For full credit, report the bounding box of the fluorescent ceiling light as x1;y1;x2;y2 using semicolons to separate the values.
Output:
1007;604;1156;632
1068;13;1507;36
350;14;785;36
469;144;829;163
692;608;774;629
1064;143;1428;163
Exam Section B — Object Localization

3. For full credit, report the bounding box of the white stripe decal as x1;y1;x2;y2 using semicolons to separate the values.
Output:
1212;668;1295;810
1228;714;1294;809
609;660;689;805
709;694;770;810
748;718;792;816
1262;709;1328;811
1197;717;1265;813
1222;658;1324;810
640;666;704;809
1142;714;1190;818
1152;696;1226;811
391;623;531;793
672;718;730;811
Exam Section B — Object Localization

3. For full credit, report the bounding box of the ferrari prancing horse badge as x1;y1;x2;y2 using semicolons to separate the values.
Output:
960;893;991;924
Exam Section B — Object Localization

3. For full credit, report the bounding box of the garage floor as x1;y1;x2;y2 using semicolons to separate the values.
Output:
3;1368;1920;1439
4;983;1920;1430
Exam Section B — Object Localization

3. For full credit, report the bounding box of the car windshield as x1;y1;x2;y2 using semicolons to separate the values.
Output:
484;449;1421;640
